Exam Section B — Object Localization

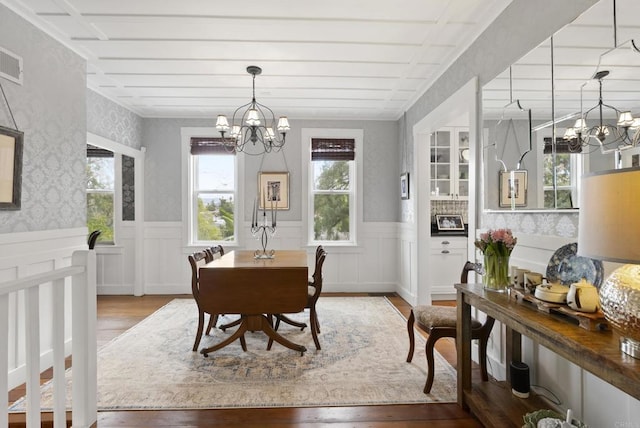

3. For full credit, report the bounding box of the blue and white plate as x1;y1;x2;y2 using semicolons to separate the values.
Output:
545;242;604;288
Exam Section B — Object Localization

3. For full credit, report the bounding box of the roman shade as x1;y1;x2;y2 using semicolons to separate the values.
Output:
190;137;235;155
311;138;355;161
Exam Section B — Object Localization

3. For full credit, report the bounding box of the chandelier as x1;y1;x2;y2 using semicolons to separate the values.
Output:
215;66;290;155
564;70;640;152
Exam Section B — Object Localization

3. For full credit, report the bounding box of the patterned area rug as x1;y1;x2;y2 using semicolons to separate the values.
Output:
13;297;456;410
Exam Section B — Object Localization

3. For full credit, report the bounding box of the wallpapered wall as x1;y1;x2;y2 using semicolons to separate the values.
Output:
0;5;86;233
86;90;142;149
142;118;399;223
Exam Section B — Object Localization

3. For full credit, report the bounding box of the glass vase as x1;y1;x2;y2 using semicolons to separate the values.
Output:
483;254;510;292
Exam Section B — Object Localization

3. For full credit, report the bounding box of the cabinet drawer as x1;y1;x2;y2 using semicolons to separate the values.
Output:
430;237;467;251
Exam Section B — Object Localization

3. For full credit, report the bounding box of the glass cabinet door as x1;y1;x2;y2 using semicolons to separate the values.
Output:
457;131;469;198
430;130;452;198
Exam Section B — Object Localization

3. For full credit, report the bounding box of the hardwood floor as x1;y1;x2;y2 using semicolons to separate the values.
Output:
9;293;482;428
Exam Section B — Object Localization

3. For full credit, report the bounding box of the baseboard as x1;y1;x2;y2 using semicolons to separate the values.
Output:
97;285;134;295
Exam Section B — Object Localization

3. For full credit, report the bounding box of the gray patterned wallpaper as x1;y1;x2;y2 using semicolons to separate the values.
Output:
87;90;142;149
0;5;86;233
481;211;579;238
142;118;398;222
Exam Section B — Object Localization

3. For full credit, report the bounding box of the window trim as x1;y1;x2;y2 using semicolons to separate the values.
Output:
181;127;244;247
301;128;363;247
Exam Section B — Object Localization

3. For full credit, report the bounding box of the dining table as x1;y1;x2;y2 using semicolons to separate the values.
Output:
198;250;309;357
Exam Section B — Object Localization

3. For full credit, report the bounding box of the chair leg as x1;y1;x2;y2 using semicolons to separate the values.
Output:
192;310;205;352
424;333;439;394
219;317;241;332
310;306;321;350
205;313;219;335
406;310;415;362
313;310;320;333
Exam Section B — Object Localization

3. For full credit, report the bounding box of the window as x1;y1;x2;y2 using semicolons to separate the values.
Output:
87;145;114;243
303;129;362;245
189;137;237;243
543;137;582;209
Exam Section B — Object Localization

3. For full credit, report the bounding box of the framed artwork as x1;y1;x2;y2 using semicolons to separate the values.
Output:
258;171;289;210
0;125;23;210
400;172;409;200
435;214;465;231
499;170;528;207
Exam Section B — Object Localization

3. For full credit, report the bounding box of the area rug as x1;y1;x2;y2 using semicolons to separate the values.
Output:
12;297;456;410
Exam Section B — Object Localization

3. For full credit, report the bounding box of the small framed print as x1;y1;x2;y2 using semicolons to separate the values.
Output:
499;170;528;207
0;125;24;210
400;172;409;200
258;171;289;210
435;214;465;231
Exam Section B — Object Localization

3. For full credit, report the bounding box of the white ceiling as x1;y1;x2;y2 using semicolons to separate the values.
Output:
2;0;511;120
483;0;640;122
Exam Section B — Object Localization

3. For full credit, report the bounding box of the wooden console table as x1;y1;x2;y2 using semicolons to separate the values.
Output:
455;283;640;427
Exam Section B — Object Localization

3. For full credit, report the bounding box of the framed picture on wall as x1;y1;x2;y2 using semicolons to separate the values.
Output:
258;171;290;210
400;172;409;200
0;125;24;210
499;170;527;207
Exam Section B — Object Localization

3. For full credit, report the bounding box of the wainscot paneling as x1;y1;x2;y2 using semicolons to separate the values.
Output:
140;221;401;295
95;223;137;295
0;227;87;389
397;221;417;306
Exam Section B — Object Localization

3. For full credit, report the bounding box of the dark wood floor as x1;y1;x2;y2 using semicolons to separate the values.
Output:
9;293;482;428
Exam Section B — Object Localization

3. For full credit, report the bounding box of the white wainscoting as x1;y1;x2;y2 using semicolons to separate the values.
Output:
0;227;87;389
397;221;417;306
141;221;402;295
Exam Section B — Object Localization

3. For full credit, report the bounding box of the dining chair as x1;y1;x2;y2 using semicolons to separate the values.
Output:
406;261;495;394
269;247;327;350
87;230;101;249
189;248;247;352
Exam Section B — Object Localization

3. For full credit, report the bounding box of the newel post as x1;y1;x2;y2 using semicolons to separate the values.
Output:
71;250;97;428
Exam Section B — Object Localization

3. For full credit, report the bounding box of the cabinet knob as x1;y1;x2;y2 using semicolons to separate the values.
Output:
441;250;450;254
441;240;450;245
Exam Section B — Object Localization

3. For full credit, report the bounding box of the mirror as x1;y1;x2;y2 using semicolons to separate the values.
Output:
482;0;640;211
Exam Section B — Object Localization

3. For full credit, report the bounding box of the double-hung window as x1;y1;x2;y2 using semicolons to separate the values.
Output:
189;137;237;243
86;144;114;244
304;129;362;245
543;137;582;209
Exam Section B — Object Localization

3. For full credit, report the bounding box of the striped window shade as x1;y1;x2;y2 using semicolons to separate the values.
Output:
190;137;235;155
311;138;355;161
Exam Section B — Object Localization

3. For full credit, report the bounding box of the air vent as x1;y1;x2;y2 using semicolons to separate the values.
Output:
0;47;23;85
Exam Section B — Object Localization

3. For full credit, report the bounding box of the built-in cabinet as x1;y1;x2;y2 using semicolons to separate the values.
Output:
429;236;467;299
429;127;470;200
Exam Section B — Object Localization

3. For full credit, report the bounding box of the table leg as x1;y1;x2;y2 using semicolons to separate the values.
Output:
201;316;248;357
261;315;306;355
456;291;472;410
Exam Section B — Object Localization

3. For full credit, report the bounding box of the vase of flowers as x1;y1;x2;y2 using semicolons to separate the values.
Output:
474;228;517;292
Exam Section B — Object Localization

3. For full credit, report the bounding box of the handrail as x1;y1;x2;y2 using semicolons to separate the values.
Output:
1;250;97;428
0;266;84;295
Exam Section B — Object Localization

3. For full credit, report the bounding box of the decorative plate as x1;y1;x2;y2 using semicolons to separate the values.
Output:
546;242;604;289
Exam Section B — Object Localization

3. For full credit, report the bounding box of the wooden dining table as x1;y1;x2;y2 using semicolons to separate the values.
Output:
198;250;309;357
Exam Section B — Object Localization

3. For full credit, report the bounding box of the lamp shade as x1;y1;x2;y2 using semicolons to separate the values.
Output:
578;167;640;263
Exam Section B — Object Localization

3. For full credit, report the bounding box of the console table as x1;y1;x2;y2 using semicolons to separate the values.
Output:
455;283;640;427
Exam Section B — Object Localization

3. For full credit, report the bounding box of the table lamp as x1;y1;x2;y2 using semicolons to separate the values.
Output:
578;167;640;358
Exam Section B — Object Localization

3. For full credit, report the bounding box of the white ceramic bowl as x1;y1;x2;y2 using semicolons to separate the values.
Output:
534;283;569;303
